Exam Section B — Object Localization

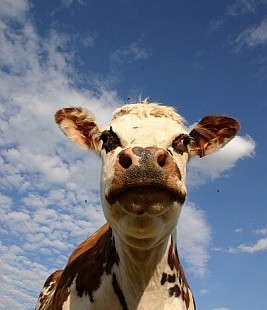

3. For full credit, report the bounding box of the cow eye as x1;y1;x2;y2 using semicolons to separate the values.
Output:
172;134;191;155
100;127;121;153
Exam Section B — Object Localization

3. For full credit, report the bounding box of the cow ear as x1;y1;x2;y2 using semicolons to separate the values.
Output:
188;115;240;158
55;107;102;154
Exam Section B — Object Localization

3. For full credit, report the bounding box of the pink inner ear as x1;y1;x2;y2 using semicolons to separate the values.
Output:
189;115;240;157
55;107;102;153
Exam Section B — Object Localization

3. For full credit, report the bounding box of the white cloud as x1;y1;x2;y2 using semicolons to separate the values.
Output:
59;0;85;8
208;18;224;34
228;237;267;253
255;227;267;235
235;16;267;48
177;202;211;277
212;308;230;310
227;0;256;16
215;228;267;254
0;243;51;310
187;135;255;186
199;289;209;296
110;42;148;67
0;0;29;21
79;34;95;48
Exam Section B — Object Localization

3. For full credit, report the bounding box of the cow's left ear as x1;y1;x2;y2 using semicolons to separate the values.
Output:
188;115;240;157
55;107;103;155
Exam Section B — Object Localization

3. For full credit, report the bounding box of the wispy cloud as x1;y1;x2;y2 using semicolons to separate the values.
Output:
208;18;224;34
215;228;267;254
227;0;257;16
199;289;209;296
110;42;148;67
255;227;267;235
79;33;95;48
208;1;267;51
0;0;29;21
228;237;267;253
235;16;267;48
212;307;231;310
208;1;260;36
59;0;85;8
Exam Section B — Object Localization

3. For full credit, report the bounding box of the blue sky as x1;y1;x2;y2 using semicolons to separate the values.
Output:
0;0;266;309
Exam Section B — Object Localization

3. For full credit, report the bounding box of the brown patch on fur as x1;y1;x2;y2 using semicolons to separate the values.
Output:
177;253;191;308
189;115;240;157
37;270;63;309
179;263;191;308
160;272;167;285
167;274;176;283
42;224;119;309
169;284;181;298
168;238;179;271
167;239;193;308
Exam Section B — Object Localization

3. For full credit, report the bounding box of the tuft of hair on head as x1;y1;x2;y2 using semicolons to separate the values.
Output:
112;101;185;125
140;97;149;104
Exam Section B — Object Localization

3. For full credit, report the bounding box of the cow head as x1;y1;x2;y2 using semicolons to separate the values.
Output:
55;103;240;249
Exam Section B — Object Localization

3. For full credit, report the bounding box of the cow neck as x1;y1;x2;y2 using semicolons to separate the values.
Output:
112;228;177;292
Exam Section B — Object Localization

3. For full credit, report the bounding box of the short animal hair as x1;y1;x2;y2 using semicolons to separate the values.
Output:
112;102;185;124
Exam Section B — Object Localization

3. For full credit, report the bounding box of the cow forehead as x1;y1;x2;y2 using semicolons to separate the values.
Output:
109;114;187;148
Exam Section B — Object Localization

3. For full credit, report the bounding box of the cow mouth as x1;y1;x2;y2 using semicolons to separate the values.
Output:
105;183;186;216
105;182;186;206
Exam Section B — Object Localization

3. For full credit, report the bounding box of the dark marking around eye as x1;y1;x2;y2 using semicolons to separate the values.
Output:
172;134;191;155
100;127;121;153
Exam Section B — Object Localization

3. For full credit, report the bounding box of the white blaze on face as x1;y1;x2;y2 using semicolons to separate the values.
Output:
100;113;189;194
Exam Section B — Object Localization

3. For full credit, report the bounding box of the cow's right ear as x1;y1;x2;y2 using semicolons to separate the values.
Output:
55;107;102;154
188;115;240;158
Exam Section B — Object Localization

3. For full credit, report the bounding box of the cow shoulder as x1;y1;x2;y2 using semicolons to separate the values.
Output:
36;269;63;310
49;223;119;308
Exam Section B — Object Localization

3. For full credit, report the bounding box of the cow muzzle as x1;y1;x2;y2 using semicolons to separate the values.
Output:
105;146;186;215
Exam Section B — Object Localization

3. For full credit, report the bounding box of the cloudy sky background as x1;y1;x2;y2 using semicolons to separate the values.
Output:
0;1;266;309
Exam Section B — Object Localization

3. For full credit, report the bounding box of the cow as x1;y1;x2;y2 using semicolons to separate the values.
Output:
36;101;240;310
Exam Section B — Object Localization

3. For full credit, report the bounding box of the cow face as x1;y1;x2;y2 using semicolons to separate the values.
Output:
55;103;240;249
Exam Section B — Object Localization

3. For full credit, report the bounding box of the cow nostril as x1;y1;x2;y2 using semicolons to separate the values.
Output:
157;153;167;168
119;153;132;169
